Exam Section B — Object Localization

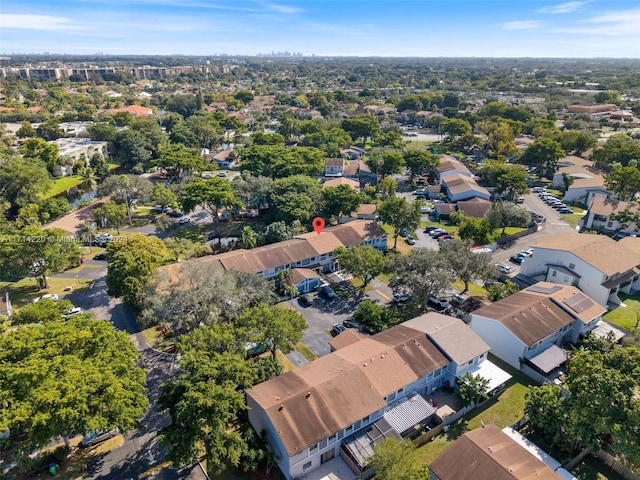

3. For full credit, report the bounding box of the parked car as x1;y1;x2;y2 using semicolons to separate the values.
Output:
343;319;360;329
429;229;447;237
437;234;454;242
420;206;432;214
509;254;524;265
519;249;533;257
496;263;512;274
217;172;228;177
79;429;119;448
178;216;191;225
424;225;439;233
93;252;108;261
62;307;84;319
33;294;59;303
330;323;347;337
298;294;314;307
96;233;113;243
319;285;337;300
393;291;411;303
558;208;573;214
153;204;164;213
516;196;525;203
428;295;450;311
399;228;409;237
405;237;417;245
168;209;184;218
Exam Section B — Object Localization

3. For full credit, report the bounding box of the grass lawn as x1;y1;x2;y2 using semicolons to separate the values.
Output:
570;454;628;480
502;226;527;236
295;342;318;362
451;279;487;297
141;325;164;348
562;212;582;229
380;224;412;254
276;350;296;373
415;355;534;466
603;293;640;331
0;276;93;307
43;175;83;199
421;220;459;236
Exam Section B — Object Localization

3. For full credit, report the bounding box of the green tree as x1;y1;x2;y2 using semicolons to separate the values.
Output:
440;117;472;142
458;217;496;245
322;184;362;224
341;114;381;144
368;151;404;178
98;174;153;225
237;303;307;359
378;177;397;199
87;122;118;142
386;249;454;307
106;233;168;305
153;144;205;181
240;226;259;249
264;221;293;244
268;175;322;225
352;300;399;334
403;150;438;182
482;161;529;201
486;280;520;301
440;239;497;293
0;154;52;211
336;245;385;290
78;166;98;191
477;119;520;160
15;121;35;138
89;153;110;179
182;177;242;228
0;318;147;449
591;134;640;170
487;201;531;235
164;237;194;261
20;137;60;171
525;384;570;450
378;197;421;249
11;298;74;325
456;372;490;406
93;200;128;234
150;183;178;211
520;137;565;177
0;226;79;289
372;438;425;480
604;166;640;201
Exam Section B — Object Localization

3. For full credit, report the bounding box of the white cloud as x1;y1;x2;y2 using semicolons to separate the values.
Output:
502;20;541;30
555;8;640;36
537;2;586;14
0;13;83;31
266;3;302;14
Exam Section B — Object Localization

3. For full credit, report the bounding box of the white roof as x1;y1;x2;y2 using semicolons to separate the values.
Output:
467;359;512;392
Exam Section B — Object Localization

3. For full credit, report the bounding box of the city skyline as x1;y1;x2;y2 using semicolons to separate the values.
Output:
1;0;640;58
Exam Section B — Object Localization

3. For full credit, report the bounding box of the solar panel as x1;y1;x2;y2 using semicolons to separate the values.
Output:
563;293;594;314
527;285;561;294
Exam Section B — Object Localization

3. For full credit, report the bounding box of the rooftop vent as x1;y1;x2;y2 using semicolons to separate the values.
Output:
305;392;311;398
279;405;284;411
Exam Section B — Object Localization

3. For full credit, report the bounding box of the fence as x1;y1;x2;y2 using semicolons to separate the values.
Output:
496;224;538;245
593;450;639;480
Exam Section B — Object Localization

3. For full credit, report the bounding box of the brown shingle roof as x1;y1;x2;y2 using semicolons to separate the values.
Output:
472;292;576;346
457;198;492;218
343;160;371;176
246;323;449;456
429;425;564;480
324;158;345;167
527;282;606;324
588;197;640;217
442;173;490;197
322;177;359;190
436;155;471;176
533;232;640;276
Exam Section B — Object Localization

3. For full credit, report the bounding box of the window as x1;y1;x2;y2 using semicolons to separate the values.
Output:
310;444;318;454
328;434;336;444
362;415;370;424
569;263;575;270
552;270;557;277
345;425;353;435
303;461;312;469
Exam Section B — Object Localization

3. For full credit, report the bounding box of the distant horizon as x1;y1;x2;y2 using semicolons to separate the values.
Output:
2;1;640;58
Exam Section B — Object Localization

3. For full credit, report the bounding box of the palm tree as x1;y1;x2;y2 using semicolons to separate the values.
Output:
78;166;98;191
80;222;97;253
240;225;258;249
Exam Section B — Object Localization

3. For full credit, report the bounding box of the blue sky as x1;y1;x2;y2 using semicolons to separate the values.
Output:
1;1;639;57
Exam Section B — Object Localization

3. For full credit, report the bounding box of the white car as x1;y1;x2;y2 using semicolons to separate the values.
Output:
63;307;84;319
178;216;191;225
33;294;59;303
496;263;512;274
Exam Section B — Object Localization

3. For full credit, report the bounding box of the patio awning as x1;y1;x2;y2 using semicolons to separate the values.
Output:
592;320;626;342
466;360;512;392
383;395;436;436
528;345;569;374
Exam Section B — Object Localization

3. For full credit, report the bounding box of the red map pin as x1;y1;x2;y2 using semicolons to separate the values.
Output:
312;217;325;235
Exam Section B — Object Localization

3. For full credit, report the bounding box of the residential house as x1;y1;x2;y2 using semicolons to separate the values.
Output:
107;104;154;117
355;203;377;221
212;150;239;170
584;197;640;234
456;198;492;218
563;174;610;205
343;160;377;185
429;424;567;480
323;177;360;191
435;155;473;183
520;232;640;306
434;203;456;221
471;282;606;382
0;292;11;318
50;138;109;177
324;158;345;177
442;174;491;202
246;314;509;480
158;220;387;294
340;146;366;160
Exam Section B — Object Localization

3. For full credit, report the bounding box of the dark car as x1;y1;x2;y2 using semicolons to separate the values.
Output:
429;229;447;237
93;252;108;261
405;237;417;245
330;323;347;337
509;255;524;265
424;226;438;233
399;228;409;238
168;209;184;218
298;294;314;307
343;319;360;329
319;285;337;300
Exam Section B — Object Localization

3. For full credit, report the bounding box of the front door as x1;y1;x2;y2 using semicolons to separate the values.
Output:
321;449;335;464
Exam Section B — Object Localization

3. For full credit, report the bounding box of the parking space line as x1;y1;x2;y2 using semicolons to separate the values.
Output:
375;290;391;301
